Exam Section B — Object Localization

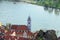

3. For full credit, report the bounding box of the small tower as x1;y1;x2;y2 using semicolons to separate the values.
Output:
27;16;31;31
6;23;11;30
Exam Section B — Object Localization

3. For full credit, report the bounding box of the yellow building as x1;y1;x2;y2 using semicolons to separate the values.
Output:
0;22;2;27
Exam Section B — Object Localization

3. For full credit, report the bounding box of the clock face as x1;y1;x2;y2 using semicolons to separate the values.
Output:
28;22;30;24
28;23;31;25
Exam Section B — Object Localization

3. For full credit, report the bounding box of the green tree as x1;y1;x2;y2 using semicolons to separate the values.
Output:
36;30;44;40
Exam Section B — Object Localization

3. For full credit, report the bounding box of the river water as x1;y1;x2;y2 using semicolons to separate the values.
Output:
0;1;60;37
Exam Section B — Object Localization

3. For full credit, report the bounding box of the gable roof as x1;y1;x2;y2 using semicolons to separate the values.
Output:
11;25;28;30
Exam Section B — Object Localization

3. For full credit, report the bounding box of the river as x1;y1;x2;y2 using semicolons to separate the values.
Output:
0;1;60;37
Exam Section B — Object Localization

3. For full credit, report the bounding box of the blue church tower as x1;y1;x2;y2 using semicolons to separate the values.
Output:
27;16;31;31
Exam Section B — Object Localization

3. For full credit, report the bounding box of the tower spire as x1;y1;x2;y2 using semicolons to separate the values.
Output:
27;16;31;31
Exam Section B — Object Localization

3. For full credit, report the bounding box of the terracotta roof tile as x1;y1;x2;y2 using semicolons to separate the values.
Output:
27;31;33;36
16;32;23;35
11;25;28;30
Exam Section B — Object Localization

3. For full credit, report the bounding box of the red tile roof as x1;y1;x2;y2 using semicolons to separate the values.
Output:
0;25;34;40
0;29;5;33
18;37;29;40
27;31;33;36
17;25;28;30
5;30;14;36
3;36;32;40
16;32;23;35
11;25;28;30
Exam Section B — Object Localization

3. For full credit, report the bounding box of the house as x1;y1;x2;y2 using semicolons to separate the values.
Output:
0;16;34;40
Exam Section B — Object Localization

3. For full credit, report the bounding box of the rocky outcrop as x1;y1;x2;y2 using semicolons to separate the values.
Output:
35;30;58;40
44;30;57;40
58;37;60;40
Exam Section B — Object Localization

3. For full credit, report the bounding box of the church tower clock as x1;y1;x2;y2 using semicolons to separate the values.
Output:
27;16;31;31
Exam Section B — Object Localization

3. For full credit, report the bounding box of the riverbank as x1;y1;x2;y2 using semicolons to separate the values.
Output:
31;1;60;9
22;0;60;9
0;0;60;9
0;0;60;37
